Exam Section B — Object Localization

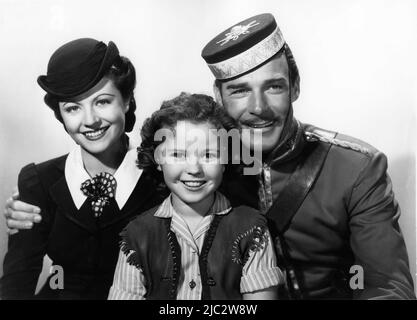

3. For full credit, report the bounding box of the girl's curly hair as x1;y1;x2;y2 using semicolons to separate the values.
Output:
137;92;239;190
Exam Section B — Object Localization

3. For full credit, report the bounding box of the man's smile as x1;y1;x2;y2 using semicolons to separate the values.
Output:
243;120;275;129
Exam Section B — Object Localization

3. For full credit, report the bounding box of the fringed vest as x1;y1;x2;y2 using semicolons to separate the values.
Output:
120;205;268;300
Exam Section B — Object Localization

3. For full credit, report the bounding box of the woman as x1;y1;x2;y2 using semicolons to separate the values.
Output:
0;38;166;299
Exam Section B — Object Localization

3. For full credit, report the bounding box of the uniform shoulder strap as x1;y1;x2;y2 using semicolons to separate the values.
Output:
305;126;372;156
266;130;335;299
266;135;335;233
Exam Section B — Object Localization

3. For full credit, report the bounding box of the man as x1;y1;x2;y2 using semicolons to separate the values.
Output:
200;13;414;299
3;13;415;299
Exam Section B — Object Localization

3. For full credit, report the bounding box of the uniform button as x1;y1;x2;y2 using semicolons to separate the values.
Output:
189;280;196;289
207;277;216;286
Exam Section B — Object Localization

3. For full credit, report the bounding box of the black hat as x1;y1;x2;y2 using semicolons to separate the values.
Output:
202;13;285;80
37;38;120;98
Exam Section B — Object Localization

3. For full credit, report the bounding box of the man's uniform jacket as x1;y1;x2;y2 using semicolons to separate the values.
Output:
224;119;415;299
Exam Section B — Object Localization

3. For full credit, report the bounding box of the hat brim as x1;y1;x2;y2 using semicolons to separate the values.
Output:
37;41;119;99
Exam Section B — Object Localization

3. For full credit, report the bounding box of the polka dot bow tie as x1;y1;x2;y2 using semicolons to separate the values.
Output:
80;172;117;218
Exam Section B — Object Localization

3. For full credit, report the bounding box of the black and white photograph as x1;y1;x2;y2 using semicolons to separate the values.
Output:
0;0;415;305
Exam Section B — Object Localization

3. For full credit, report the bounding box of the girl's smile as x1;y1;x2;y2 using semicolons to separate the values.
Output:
157;120;224;208
181;180;207;190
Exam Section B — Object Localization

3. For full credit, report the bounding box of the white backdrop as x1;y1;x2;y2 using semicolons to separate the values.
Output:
0;0;415;291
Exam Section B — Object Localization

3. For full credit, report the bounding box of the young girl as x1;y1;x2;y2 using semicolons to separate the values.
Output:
109;93;282;300
0;38;165;299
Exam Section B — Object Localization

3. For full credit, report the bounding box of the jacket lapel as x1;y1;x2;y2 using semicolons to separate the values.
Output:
99;171;164;229
49;158;163;232
49;159;98;234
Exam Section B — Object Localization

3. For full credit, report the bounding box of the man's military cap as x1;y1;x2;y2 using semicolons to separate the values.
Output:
201;13;285;80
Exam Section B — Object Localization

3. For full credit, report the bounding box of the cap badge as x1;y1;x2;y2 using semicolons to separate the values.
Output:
216;20;260;46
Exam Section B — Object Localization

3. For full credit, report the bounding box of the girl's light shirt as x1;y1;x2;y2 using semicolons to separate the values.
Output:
65;145;142;210
108;192;283;300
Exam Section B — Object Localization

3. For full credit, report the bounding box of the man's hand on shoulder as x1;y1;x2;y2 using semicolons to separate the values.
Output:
4;187;42;234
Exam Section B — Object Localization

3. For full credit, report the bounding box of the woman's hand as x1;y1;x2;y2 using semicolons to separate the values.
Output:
4;187;42;234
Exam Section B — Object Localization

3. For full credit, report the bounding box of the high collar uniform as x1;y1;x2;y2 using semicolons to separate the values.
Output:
224;116;415;299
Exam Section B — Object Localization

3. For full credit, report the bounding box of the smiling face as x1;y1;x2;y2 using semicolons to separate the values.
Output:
59;77;129;157
156;120;224;207
215;53;299;154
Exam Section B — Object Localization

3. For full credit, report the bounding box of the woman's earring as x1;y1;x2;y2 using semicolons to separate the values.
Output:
157;165;162;171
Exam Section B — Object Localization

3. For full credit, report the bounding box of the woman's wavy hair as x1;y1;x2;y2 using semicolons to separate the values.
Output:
137;92;239;190
44;56;137;132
